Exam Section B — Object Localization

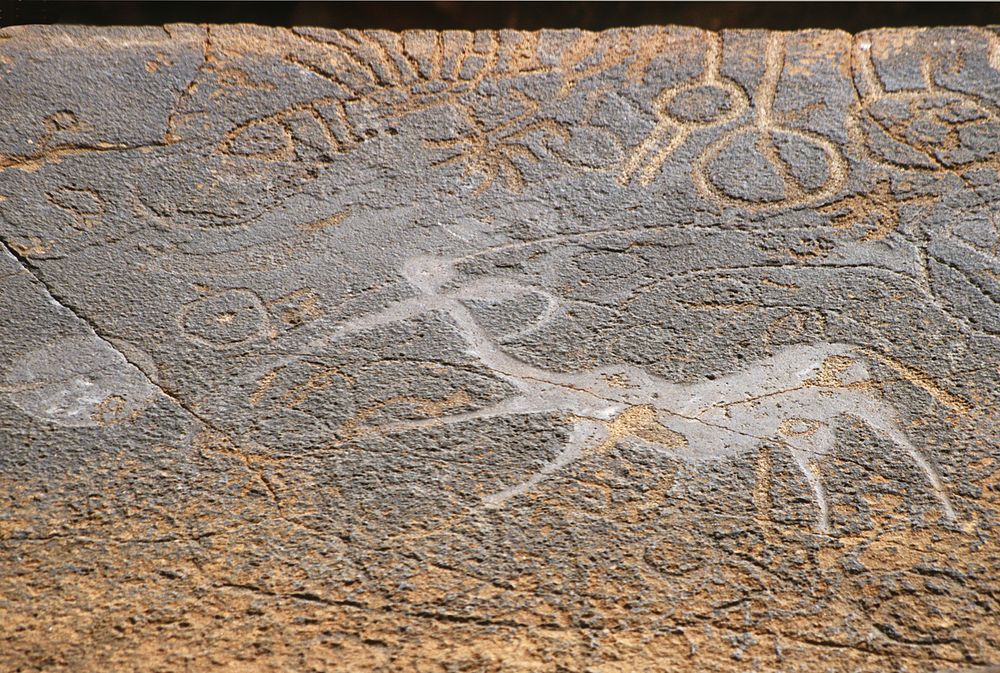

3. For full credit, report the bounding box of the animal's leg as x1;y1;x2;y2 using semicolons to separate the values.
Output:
774;422;838;534
786;444;832;535
482;419;609;509
851;408;956;522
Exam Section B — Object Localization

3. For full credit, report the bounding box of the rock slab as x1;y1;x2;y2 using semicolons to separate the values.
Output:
1;24;999;672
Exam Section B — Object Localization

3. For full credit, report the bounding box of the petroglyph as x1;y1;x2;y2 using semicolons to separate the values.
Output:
924;200;1000;336
623;33;848;210
321;254;958;533
853;36;1000;172
426;109;569;193
179;287;274;348
694;35;848;208
146;213;347;277
620;35;749;185
212;29;641;194
218;29;562;191
268;288;324;328
45;186;106;231
818;178;937;242
2;25;998;672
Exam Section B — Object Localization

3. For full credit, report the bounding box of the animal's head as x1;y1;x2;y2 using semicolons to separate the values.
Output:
805;353;872;389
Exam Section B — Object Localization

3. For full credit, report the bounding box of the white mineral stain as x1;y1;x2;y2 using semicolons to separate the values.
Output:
2;335;157;428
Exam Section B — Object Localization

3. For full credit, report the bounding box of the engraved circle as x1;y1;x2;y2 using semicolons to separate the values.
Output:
778;417;823;437
180;289;271;347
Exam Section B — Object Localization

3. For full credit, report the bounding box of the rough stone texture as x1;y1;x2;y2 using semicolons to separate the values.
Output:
0;24;999;673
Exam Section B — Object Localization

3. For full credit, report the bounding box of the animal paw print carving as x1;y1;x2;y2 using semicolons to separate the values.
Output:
424;91;569;193
854;37;1000;172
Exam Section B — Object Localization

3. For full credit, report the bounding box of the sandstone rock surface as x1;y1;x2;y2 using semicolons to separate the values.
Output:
1;24;999;672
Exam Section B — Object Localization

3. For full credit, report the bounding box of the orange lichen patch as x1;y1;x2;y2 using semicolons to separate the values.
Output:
144;51;174;72
804;354;864;388
3;484;998;672
779;417;823;437
297;208;349;231
760;276;801;290
620;405;688;449
278;364;353;408
679;301;757;311
91;394;143;426
602;371;638;389
7;236;53;256
821;180;938;242
249;366;283;406
569;404;691;461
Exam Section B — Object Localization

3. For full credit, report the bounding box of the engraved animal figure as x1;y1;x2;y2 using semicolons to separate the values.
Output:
853;37;1000;172
323;255;956;534
623;34;848;211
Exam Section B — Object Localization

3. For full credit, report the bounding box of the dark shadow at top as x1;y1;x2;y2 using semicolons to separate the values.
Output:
1;1;998;32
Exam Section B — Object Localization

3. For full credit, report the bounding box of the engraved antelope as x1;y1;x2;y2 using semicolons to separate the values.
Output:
322;254;958;534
